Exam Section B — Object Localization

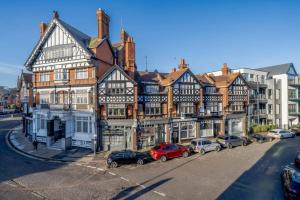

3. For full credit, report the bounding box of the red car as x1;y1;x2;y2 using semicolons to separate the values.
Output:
150;143;190;162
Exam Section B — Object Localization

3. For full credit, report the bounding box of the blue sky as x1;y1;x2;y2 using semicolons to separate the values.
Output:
0;0;300;87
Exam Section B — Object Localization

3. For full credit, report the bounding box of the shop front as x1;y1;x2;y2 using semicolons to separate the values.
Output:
199;119;222;138
225;114;247;136
171;119;198;143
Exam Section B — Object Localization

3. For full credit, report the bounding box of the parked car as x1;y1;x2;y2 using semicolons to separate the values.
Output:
246;133;273;144
295;153;300;169
216;135;247;148
267;129;295;139
107;150;152;168
290;128;300;136
190;138;221;155
281;165;300;199
150;143;189;162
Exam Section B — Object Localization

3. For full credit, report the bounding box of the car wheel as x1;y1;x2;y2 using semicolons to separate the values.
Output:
160;155;167;162
242;141;247;146
258;140;263;144
200;149;206;155
110;161;118;168
228;143;233;149
137;159;144;165
183;151;189;158
216;146;221;152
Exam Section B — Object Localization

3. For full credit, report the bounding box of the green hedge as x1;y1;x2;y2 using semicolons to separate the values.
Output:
250;124;276;134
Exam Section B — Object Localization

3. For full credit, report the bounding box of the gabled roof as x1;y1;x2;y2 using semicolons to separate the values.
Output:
137;71;167;84
25;17;92;69
195;74;214;86
208;72;244;88
97;64;137;85
256;63;296;76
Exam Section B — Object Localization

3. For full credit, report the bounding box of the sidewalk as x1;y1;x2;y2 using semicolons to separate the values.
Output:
8;126;108;168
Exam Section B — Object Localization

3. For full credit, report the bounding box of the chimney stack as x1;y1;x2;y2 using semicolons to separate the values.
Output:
178;58;188;70
39;22;47;38
125;37;136;77
120;28;129;44
171;67;176;73
221;63;229;75
96;8;110;39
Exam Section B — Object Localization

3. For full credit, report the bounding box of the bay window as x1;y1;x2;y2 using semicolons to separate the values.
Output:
108;104;125;116
76;68;88;80
145;103;161;115
75;90;88;104
40;72;50;82
180;102;194;114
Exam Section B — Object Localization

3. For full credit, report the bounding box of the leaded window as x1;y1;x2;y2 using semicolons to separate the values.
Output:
54;69;68;81
107;83;125;94
180;102;194;114
76;68;88;80
40;72;50;82
145;103;161;115
107;104;125;116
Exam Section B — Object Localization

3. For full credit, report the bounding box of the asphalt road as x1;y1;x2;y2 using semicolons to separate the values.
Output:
1;116;299;200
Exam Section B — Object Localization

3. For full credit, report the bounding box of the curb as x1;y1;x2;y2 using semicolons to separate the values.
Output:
6;129;73;164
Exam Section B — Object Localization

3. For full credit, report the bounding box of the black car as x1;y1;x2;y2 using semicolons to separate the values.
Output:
281;166;300;199
247;133;273;144
107;150;152;168
291;128;300;136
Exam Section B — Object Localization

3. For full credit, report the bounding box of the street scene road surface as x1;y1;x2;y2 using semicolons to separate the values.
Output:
1;116;299;199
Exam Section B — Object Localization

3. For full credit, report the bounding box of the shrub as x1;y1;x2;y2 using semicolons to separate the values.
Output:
250;124;276;134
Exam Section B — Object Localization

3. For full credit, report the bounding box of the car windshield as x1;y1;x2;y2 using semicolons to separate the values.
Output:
280;131;289;134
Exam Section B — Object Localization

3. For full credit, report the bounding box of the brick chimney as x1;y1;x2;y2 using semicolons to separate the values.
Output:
221;63;229;75
125;36;136;76
96;8;110;39
39;22;47;38
171;67;176;73
178;58;188;70
120;28;129;44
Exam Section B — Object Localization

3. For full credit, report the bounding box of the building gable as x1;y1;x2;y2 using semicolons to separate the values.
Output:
25;19;91;71
288;65;297;76
173;70;201;89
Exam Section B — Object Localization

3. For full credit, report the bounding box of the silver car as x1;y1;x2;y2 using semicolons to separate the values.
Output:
190;138;221;155
267;129;295;139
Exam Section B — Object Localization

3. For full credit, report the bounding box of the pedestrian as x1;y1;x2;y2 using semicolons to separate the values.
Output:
33;140;38;150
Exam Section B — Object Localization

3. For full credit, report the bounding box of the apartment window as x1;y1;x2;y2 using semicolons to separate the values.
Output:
75;116;89;133
180;84;193;95
107;83;125;94
54;69;68;81
268;104;273;115
145;85;159;93
230;86;245;95
40;93;49;104
268;89;273;99
276;89;280;100
57;92;68;104
229;102;244;112
276;104;280;115
76;91;88;104
76;68;88;79
40;72;50;82
289;104;297;114
180;102;194;114
145;103;161;115
205;86;216;94
250;74;254;81
107;104;125;116
37;114;47;131
180;122;196;139
288;89;296;99
205;102;219;113
44;45;73;60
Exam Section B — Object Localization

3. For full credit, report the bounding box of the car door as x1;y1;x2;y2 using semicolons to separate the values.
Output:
163;145;172;158
170;145;180;158
206;140;214;151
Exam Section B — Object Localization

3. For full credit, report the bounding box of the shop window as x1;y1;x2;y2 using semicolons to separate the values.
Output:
75;116;89;133
180;122;195;139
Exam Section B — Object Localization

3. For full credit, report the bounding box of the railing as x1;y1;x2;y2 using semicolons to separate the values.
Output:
249;94;267;100
253;109;267;115
288;77;300;86
288;95;300;101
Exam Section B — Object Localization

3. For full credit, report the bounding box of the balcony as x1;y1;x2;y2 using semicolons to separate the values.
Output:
249;94;267;102
289;110;300;115
289;95;300;101
288;77;300;87
253;109;267;115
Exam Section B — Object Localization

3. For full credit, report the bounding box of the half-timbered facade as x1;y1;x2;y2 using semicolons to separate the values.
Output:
24;10;114;149
207;64;249;136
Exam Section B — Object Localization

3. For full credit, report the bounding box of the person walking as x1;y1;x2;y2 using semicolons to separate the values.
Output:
33;140;38;150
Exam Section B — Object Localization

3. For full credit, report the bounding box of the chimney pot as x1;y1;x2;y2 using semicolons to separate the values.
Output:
171;68;176;73
39;22;47;38
52;11;59;19
178;58;188;70
221;63;229;75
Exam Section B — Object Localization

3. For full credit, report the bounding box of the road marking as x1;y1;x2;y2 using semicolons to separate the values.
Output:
31;192;44;199
109;172;116;176
87;166;96;169
75;163;82;166
153;190;166;197
137;183;145;189
97;168;105;171
120;177;129;182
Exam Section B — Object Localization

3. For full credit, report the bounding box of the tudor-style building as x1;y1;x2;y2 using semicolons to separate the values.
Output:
207;64;249;136
24;10;115;149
